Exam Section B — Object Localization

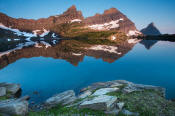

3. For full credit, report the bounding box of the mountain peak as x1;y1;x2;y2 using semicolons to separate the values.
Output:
141;22;161;35
68;5;77;11
148;22;155;27
104;8;119;14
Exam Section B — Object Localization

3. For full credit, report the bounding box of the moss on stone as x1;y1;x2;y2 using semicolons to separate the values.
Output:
107;89;175;116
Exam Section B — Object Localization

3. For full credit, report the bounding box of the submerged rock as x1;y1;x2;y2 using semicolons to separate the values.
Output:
0;83;21;94
0;87;6;97
79;95;117;111
0;96;29;116
45;90;77;108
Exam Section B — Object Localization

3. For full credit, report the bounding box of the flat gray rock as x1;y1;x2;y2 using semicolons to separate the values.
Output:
80;95;117;111
0;83;20;94
0;87;6;97
92;88;119;96
78;90;92;99
45;90;77;107
0;96;29;116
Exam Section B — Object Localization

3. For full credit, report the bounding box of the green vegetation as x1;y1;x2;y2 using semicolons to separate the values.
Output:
29;105;108;116
0;96;8;100
107;89;175;116
0;91;12;100
51;22;128;41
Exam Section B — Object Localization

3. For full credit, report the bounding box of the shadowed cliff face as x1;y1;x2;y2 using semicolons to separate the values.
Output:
141;23;161;36
0;40;135;70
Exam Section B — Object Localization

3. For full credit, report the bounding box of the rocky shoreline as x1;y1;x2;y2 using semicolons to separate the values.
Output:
0;80;175;116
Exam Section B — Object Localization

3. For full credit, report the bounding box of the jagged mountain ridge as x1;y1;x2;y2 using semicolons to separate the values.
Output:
0;5;140;36
0;5;84;33
141;22;161;35
83;8;137;34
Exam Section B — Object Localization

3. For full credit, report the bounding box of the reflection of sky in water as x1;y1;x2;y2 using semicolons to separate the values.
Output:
0;41;175;103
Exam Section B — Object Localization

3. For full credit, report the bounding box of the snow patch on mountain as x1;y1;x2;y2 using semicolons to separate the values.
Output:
111;36;116;40
88;18;123;30
40;29;50;37
71;19;82;23
127;30;141;36
0;23;37;37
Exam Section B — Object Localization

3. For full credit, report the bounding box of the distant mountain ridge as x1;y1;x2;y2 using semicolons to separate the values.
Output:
141;22;161;35
0;5;140;36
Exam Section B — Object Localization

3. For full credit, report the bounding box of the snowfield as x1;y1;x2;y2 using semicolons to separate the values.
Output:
88;18;123;30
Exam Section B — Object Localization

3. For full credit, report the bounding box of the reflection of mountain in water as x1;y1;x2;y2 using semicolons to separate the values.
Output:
140;40;158;50
0;40;135;69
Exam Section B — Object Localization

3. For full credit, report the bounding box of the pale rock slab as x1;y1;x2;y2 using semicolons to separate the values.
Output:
80;95;117;111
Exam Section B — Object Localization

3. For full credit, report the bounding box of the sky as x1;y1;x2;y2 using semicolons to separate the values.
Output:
0;0;175;34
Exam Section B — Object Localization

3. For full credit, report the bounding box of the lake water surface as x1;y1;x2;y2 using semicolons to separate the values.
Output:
0;41;175;103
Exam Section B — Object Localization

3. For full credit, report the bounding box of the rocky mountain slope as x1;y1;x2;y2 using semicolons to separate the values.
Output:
83;8;139;35
141;22;161;35
0;5;140;37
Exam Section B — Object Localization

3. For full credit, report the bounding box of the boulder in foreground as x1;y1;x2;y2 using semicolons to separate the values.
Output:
0;87;6;97
79;95;117;111
0;96;29;116
45;90;77;108
0;83;21;94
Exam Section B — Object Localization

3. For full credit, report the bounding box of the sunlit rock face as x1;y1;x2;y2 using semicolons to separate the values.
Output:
0;5;84;33
83;8;138;34
0;5;140;36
